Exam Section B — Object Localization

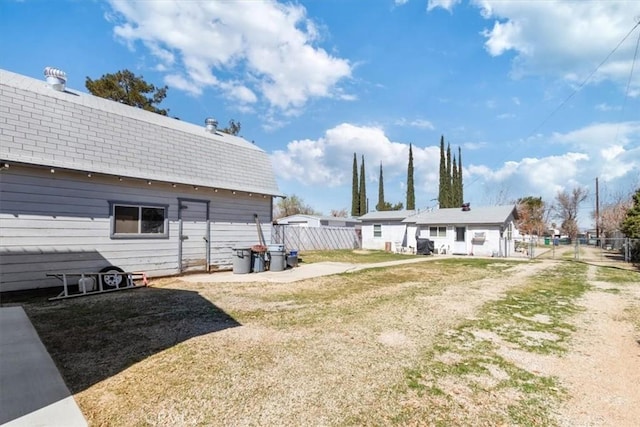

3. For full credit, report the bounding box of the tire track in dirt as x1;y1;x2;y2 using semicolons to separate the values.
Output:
551;265;640;427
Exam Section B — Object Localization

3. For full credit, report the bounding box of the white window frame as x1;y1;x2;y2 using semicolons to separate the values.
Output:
373;224;382;237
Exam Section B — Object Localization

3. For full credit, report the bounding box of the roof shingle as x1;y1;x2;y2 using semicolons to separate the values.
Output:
0;69;281;196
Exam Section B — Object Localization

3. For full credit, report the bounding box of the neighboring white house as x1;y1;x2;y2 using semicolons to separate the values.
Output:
359;210;416;251
0;67;282;292
404;205;519;256
275;214;360;228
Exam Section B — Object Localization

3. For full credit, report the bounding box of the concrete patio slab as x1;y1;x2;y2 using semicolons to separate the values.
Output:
0;306;86;427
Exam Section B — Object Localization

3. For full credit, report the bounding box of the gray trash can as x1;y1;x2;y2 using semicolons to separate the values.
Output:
232;248;252;274
252;251;266;273
269;250;286;272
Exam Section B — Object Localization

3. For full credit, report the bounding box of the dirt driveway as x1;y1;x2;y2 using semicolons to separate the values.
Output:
15;256;640;426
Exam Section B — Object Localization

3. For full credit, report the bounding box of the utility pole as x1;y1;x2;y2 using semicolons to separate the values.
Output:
595;177;600;241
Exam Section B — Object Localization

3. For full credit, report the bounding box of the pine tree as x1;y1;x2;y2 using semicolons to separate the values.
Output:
359;155;367;215
438;136;446;209
351;153;360;216
406;144;415;210
376;162;385;211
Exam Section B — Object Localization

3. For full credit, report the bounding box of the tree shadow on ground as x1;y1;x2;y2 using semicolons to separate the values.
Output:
16;286;240;394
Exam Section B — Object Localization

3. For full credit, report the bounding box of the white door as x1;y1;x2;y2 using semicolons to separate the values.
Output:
179;199;210;273
453;226;467;254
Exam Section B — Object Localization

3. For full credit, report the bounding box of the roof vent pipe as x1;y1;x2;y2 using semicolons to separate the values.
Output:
461;202;470;211
44;67;67;92
205;118;218;133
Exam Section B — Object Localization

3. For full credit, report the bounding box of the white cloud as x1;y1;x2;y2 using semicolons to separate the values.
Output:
470;0;640;92
550;121;640;180
106;0;352;113
427;0;462;12
271;123;439;192
496;113;515;119
463;121;639;207
512;97;521;106
595;103;621;111
395;118;436;129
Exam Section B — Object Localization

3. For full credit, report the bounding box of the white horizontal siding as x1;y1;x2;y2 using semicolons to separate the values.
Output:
0;166;272;291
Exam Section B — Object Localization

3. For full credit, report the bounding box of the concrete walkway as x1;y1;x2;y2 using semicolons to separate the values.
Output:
181;256;455;284
0;306;87;427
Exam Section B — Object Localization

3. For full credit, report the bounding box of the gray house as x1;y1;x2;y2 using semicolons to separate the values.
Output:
0;68;281;292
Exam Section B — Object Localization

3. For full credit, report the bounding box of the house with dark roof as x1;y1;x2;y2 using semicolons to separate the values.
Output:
358;210;416;251
0;68;281;292
403;204;520;256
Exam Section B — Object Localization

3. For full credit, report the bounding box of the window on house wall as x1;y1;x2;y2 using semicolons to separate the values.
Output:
429;226;446;237
111;203;168;238
373;224;382;237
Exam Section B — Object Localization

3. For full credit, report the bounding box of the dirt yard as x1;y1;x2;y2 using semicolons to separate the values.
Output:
14;255;640;426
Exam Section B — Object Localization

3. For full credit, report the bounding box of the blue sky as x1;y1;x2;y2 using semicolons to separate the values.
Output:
2;0;639;226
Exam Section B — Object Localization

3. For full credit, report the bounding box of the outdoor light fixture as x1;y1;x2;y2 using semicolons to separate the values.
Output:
87;173;92;177
118;177;123;181
147;180;152;185
172;183;177;188
50;168;55;173
194;186;199;190
232;191;236;195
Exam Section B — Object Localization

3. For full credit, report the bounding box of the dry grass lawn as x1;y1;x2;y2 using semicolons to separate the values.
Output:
14;256;640;426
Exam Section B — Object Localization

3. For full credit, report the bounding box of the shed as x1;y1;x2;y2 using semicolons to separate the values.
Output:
0;68;281;292
359;210;416;251
404;205;519;256
275;214;360;228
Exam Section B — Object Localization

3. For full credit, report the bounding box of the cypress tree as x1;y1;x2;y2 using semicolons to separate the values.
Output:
351;153;359;216
406;144;415;210
458;146;464;206
452;154;459;207
438;135;446;209
445;143;452;208
376;162;385;211
359;155;367;215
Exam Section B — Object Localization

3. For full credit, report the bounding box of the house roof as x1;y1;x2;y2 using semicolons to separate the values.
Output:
276;214;361;224
359;210;416;222
404;205;518;225
0;68;281;196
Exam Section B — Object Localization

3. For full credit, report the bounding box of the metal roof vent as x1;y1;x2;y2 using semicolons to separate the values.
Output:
44;67;67;92
205;118;218;133
461;202;470;211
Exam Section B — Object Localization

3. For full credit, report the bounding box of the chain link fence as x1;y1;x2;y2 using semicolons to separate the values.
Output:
526;236;639;265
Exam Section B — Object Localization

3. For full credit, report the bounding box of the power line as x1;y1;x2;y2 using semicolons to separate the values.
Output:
463;19;640;197
529;19;640;138
615;17;640;144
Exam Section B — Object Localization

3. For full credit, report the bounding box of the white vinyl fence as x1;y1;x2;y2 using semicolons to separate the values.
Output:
272;225;361;251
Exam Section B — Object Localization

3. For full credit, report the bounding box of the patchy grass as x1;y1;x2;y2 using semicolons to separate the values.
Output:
7;258;601;426
299;249;422;264
355;261;590;426
595;267;640;283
